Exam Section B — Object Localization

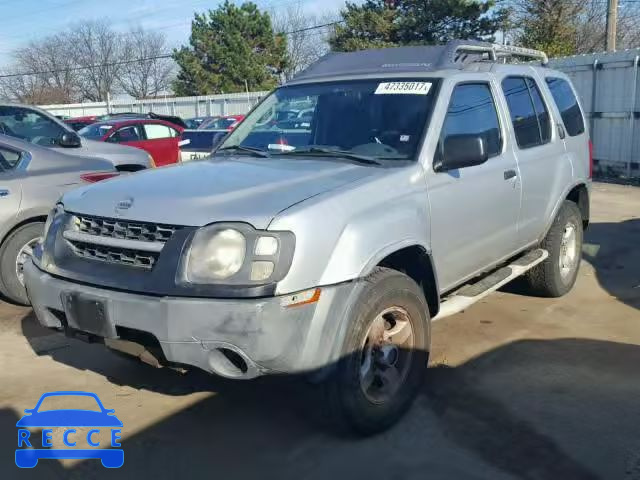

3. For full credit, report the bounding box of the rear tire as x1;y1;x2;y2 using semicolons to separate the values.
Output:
321;267;430;435
0;222;43;305
524;201;583;297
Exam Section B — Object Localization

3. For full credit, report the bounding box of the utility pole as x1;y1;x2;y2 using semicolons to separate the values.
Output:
606;0;619;52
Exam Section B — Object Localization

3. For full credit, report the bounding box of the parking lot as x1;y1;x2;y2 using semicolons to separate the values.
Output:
0;182;637;480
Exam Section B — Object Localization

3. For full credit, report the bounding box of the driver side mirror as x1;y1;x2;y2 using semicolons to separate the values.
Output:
434;134;489;172
59;131;81;148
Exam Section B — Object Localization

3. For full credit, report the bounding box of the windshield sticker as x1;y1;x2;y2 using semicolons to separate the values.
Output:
374;82;432;95
400;135;410;142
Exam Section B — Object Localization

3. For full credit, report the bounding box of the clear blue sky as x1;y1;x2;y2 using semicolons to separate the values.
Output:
0;0;350;68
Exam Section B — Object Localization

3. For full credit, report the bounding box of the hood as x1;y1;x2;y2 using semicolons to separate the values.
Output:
62;157;381;229
62;139;151;167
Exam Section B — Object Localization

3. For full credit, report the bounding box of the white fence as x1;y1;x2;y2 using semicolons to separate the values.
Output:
550;49;640;179
41;91;268;119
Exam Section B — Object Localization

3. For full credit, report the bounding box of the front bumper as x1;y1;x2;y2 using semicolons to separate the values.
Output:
24;259;357;379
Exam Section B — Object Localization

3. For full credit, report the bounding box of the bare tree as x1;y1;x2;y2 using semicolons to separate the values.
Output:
271;2;336;80
67;20;126;101
119;28;175;98
0;33;78;104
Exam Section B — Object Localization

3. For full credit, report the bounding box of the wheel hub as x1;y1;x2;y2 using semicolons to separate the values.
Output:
559;221;578;280
359;306;415;404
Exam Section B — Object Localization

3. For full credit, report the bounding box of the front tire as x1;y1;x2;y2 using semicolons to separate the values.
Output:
524;201;583;297
323;267;430;435
0;222;43;305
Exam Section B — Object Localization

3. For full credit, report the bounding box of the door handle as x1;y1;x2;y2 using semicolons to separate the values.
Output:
504;170;517;180
0;189;9;198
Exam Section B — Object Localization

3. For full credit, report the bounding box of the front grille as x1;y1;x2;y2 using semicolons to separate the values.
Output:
68;241;159;269
66;214;183;270
75;214;180;243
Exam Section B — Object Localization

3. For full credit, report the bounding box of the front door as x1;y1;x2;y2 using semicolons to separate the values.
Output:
427;80;521;292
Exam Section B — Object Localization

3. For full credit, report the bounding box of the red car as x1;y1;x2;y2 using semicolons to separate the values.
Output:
78;119;184;167
64;115;99;131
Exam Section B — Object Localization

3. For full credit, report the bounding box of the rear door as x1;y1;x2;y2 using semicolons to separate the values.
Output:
544;76;590;180
0;145;24;230
499;74;570;247
142;123;180;167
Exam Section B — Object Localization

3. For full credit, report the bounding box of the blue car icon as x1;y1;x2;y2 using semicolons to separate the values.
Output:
16;391;123;468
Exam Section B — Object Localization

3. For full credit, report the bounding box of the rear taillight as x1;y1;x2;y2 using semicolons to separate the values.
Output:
588;140;594;178
81;172;120;183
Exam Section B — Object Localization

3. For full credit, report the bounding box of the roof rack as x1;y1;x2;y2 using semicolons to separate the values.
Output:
452;42;548;65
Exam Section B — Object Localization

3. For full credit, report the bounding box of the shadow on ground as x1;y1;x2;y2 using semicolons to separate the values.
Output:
582;218;640;310
6;329;640;479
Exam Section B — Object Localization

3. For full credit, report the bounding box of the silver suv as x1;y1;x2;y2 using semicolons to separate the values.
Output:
24;41;591;434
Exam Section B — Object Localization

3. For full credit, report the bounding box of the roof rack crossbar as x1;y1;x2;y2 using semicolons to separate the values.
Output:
453;42;549;66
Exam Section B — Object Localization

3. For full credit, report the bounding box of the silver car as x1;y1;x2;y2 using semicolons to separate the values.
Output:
0;134;117;305
25;41;591;434
0;104;152;171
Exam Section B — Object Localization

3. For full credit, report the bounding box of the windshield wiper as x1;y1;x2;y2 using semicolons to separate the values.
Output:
277;147;381;166
216;145;270;158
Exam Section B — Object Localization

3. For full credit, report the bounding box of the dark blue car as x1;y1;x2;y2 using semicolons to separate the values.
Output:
16;391;123;468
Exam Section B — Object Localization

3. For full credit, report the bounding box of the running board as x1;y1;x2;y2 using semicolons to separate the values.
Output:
432;248;549;321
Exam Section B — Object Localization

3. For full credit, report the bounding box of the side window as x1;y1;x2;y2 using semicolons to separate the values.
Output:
111;126;142;143
440;82;502;158
546;77;585;136
0;146;22;170
144;124;173;140
502;76;551;149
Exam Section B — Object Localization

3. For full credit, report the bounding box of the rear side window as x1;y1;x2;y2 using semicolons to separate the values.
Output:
546;77;585;136
502;77;551;149
144;124;173;139
440;83;502;158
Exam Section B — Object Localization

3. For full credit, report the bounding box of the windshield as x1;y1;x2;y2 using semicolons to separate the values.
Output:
218;79;437;161
79;123;114;140
0;105;67;146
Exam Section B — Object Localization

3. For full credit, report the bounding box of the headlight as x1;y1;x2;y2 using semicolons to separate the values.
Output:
181;223;295;285
186;228;246;281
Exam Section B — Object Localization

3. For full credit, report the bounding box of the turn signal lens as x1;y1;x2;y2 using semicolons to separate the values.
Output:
280;288;321;308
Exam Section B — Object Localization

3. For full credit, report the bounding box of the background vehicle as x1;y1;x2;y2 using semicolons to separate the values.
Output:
198;114;244;131
185;116;215;129
0;134;118;305
0;104;151;171
97;112;188;129
25;41;591;434
79;119;184;167
64;115;98;131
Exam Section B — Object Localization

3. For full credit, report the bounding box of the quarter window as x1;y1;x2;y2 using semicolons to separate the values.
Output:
440;83;502;158
0;146;21;170
502;77;551;149
546;77;585;137
144;124;173;139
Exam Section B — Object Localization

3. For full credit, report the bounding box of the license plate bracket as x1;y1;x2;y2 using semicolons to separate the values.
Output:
61;292;116;338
